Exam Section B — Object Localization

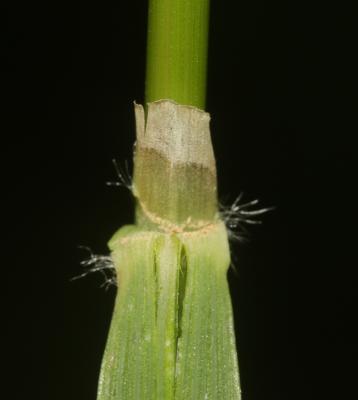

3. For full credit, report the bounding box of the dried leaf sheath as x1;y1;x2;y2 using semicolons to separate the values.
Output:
97;101;241;400
133;100;217;229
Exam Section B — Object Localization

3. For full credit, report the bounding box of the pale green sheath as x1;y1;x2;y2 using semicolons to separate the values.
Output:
97;100;241;400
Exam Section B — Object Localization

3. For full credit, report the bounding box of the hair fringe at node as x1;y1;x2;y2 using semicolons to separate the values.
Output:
71;246;117;290
106;158;133;192
220;192;274;242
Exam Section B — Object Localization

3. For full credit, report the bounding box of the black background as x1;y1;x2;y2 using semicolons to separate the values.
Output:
4;1;357;399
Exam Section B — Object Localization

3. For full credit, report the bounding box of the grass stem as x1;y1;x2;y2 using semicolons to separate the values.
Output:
145;0;210;109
